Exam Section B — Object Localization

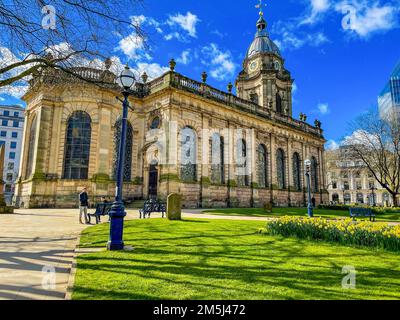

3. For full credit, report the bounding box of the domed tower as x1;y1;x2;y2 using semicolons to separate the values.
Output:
236;7;293;116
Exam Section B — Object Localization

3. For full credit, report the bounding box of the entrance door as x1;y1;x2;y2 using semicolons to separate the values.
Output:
148;163;158;199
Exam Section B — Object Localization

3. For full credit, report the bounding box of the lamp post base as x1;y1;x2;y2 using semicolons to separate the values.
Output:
107;200;127;251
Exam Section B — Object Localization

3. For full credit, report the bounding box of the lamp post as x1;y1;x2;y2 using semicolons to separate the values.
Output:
370;185;377;207
107;65;136;251
304;159;313;217
341;187;346;205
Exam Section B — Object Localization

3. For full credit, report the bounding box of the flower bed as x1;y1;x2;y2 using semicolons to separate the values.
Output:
264;216;400;252
317;204;400;214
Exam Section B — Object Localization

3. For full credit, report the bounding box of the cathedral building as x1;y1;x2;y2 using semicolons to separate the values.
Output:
14;12;328;208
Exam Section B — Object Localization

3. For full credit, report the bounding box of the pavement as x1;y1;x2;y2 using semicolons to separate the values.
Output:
0;207;269;300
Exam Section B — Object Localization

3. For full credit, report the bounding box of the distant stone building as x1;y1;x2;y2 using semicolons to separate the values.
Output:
14;11;328;208
326;146;392;206
0;105;25;204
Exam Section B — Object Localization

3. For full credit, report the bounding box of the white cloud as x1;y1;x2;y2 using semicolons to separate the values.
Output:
201;44;236;82
176;50;192;65
326;139;340;150
336;1;398;37
118;34;146;60
318;102;330;114
342;129;380;146
302;0;331;24
136;62;169;80
166;12;200;40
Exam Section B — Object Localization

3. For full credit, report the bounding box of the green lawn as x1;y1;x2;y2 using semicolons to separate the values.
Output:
72;218;400;300
203;207;400;222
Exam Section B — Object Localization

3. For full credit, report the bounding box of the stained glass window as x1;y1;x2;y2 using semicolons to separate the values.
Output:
311;156;318;192
276;148;285;189
25;114;37;179
237;139;249;186
113;119;133;181
180;126;197;182
257;144;267;188
292;152;301;191
63;111;91;179
211;133;224;184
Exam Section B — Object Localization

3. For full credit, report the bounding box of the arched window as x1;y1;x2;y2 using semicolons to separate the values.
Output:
311;156;319;192
180;126;197;182
332;193;339;203
257;144;267;188
237;139;249;186
113;119;133;181
276;148;286;189
63;111;91;179
356;193;364;204
276;92;282;114
25;114;38;179
211;133;224;184
292;152;301;191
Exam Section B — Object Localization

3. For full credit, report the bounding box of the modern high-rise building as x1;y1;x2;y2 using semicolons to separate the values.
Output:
0;105;25;204
378;61;400;122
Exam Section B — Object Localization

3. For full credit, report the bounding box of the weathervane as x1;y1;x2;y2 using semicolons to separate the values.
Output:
255;0;267;16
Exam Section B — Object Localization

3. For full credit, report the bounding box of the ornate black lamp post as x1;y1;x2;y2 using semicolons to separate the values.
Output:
304;159;313;217
107;65;136;251
370;185;377;207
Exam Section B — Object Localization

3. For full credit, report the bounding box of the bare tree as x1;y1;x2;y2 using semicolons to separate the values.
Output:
345;109;400;206
0;0;146;92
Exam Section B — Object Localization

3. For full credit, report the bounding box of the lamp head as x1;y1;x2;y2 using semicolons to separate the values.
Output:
304;159;311;172
117;64;136;90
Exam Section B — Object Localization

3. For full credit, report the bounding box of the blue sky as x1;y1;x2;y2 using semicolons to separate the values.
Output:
1;0;399;149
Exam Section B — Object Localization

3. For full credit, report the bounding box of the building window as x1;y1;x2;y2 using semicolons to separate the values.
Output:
63;111;91;179
236;138;249;186
112;119;133;181
9;152;15;159
210;133;224;184
0;131;6;137
332;181;337;189
14;112;19;117
0;141;5;146
150;116;161;130
250;93;259;105
356;193;364;204
12;132;17;138
292;152;301;191
276;148;286;189
344;193;351;204
356;181;362;190
25;114;38;179
13;121;19;128
2;120;8;126
3;111;9;116
10;141;16;149
332;193;339;203
5;184;12;193
180;126;197;182
276;92;282;113
8;162;14;170
6;173;13;181
311;156;318;192
344;181;350;190
257;144;268;188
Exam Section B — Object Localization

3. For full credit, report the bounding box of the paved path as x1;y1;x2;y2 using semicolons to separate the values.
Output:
0;209;86;300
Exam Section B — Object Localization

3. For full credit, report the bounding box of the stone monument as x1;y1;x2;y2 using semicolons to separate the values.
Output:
0;145;14;214
167;193;182;220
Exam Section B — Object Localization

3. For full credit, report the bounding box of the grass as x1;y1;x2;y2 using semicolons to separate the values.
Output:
202;207;400;222
72;218;400;300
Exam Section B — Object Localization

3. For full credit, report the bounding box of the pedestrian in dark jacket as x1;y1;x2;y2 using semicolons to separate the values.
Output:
79;187;89;224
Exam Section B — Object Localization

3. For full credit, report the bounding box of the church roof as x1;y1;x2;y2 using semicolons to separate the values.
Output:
246;15;281;59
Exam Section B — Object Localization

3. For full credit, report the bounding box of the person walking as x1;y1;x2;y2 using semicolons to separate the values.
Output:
79;187;89;224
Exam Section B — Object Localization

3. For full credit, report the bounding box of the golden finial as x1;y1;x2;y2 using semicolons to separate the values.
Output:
255;0;267;16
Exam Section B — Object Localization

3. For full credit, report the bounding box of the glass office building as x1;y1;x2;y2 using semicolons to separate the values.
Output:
378;61;400;122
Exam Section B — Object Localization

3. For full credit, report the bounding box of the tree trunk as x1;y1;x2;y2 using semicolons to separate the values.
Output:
392;195;399;207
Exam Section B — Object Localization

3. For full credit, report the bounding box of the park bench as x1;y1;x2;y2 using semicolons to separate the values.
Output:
139;199;166;219
349;207;376;222
88;202;113;224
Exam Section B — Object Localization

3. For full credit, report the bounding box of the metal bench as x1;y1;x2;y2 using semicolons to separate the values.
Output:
349;207;376;222
139;199;166;219
88;203;113;224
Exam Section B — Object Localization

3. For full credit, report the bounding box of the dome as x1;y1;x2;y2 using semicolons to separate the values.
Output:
246;16;281;58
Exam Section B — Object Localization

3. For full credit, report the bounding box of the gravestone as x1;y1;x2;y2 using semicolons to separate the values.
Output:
167;193;182;220
0;145;14;214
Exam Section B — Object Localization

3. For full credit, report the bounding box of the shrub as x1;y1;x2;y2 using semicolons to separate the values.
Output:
264;216;400;252
317;204;400;215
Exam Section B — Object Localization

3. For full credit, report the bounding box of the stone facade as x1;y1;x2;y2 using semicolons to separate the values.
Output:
326;146;394;206
14;14;328;209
